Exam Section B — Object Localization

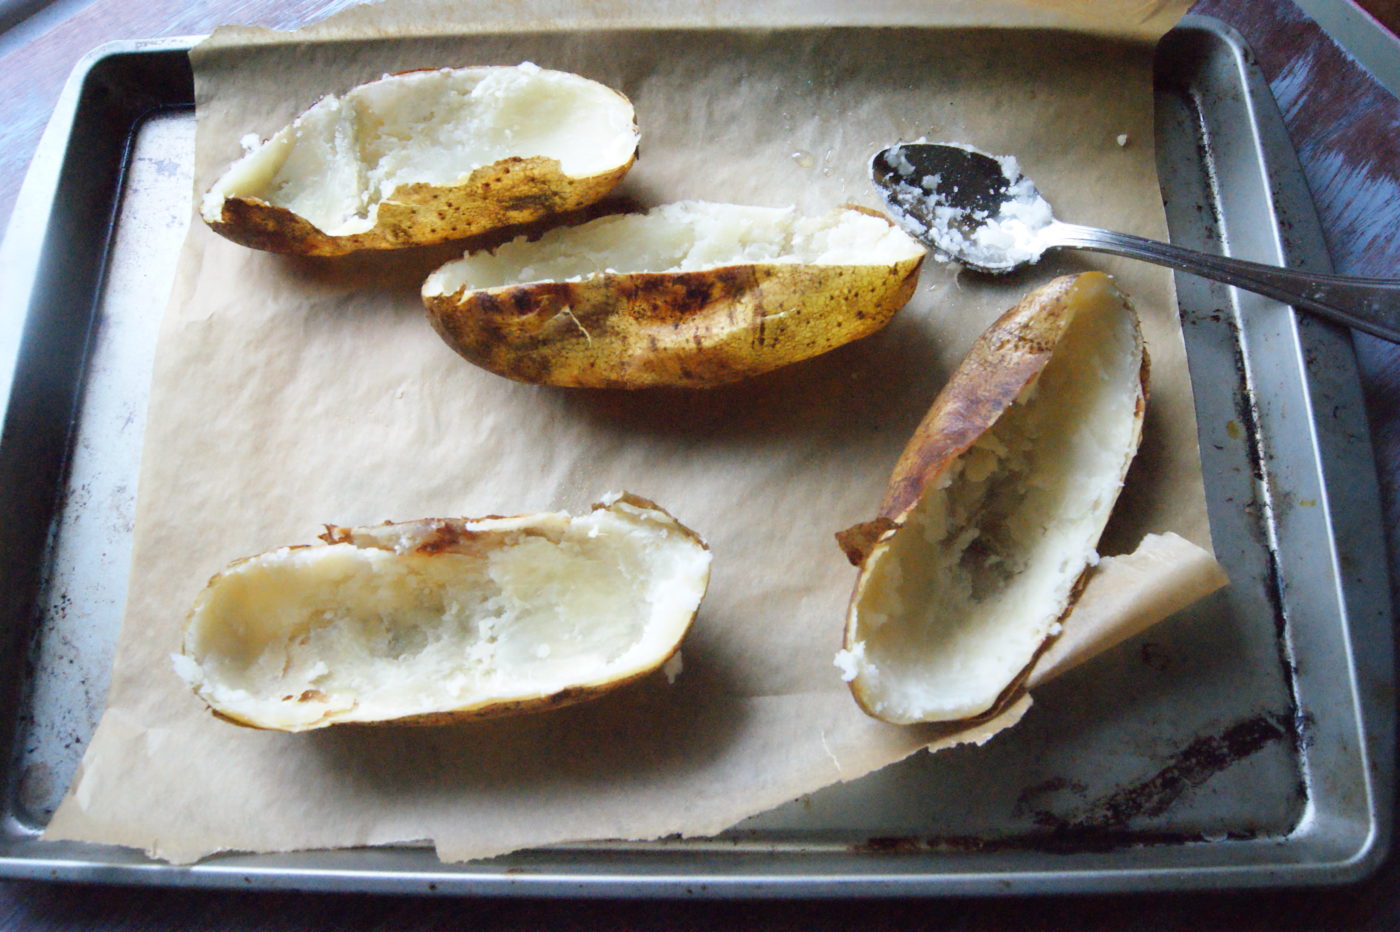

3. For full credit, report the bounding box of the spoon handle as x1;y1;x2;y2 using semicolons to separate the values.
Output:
1050;221;1400;343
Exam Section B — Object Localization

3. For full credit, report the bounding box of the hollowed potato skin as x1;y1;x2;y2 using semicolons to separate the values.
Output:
424;256;924;389
180;494;710;732
837;272;1149;724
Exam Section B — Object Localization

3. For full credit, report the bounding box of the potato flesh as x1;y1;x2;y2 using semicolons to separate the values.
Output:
200;64;637;236
848;280;1142;723
175;503;709;730
422;202;926;294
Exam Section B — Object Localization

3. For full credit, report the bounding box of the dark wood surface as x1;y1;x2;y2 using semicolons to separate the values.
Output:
1;0;1398;927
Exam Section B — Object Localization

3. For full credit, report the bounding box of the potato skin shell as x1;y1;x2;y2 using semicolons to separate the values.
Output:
424;255;924;388
183;493;708;731
838;272;1149;722
205;154;635;257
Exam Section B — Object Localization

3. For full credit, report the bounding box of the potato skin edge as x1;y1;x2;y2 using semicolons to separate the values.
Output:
207;657;679;732
205;154;635;256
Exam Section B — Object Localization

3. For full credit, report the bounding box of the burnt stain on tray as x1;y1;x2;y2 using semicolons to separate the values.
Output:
1052;713;1294;829
851;712;1300;856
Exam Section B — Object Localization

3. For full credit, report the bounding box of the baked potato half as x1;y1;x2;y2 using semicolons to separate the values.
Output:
172;494;710;732
201;63;639;256
421;201;925;388
835;272;1148;725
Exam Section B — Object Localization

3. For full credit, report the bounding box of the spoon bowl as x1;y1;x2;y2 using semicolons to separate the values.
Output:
871;143;1051;274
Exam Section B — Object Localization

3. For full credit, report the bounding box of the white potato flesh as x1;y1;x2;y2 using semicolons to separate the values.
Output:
201;63;638;236
844;281;1143;724
173;496;710;731
421;201;926;294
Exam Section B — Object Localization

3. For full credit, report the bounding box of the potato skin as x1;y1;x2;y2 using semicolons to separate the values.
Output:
179;493;709;732
837;272;1149;723
206;154;636;257
424;253;924;389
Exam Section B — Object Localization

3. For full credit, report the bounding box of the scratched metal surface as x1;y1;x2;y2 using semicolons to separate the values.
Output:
0;18;1390;896
9;108;190;827
1196;0;1400;601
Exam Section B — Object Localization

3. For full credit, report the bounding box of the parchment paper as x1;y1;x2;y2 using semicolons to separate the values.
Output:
45;0;1223;864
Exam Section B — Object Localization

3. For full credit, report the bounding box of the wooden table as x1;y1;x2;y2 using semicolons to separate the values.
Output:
1;1;1397;927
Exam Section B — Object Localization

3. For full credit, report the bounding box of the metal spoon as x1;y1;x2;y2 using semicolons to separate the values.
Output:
872;142;1400;343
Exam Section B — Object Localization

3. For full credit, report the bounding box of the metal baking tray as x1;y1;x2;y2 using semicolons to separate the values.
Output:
0;15;1391;896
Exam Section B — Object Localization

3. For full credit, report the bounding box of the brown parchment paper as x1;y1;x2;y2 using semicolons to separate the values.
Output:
44;0;1224;864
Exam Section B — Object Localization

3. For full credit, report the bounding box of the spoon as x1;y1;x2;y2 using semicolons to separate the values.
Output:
872;142;1400;343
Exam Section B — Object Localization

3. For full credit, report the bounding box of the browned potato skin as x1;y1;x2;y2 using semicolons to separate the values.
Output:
837;272;1149;565
836;272;1149;722
187;494;707;731
425;252;924;389
205;154;636;257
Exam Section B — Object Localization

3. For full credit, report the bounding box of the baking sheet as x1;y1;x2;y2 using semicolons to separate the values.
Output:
48;1;1225;865
0;15;1390;894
